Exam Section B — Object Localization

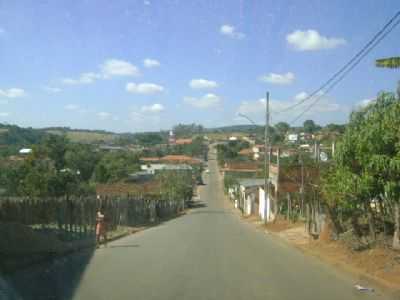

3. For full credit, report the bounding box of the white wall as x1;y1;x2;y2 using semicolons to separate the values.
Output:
244;195;252;216
259;187;272;222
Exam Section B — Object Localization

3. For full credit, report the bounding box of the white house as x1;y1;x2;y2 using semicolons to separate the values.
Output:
237;178;265;216
140;163;192;174
19;148;32;155
287;134;298;143
227;186;239;208
242;136;256;145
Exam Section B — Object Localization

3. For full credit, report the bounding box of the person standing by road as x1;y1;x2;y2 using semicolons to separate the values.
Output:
96;208;107;248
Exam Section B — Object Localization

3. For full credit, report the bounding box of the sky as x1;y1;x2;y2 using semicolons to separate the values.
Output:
0;0;399;133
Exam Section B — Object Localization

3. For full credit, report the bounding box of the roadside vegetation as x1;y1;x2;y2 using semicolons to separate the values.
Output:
323;90;400;250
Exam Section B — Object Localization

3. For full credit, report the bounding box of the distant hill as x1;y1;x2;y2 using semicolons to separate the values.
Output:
42;126;114;135
206;124;263;133
46;130;117;144
0;123;119;146
0;124;46;146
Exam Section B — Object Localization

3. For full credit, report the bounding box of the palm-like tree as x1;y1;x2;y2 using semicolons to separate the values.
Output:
375;57;400;69
376;57;400;99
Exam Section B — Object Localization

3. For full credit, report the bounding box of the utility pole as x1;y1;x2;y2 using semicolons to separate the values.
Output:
300;152;304;217
275;147;280;216
264;92;270;224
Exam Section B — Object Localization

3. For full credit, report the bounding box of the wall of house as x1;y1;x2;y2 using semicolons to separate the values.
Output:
244;195;252;216
259;188;273;222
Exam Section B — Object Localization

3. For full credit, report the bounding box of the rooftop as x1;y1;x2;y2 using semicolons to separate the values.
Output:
175;138;193;145
238;178;266;188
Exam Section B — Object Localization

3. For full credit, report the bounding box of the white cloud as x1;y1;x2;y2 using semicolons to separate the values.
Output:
97;112;112;120
126;82;164;94
184;93;221;109
43;86;62;93
357;98;376;108
62;72;102;85
129;107;162;127
189;79;218;89
61;59;140;86
259;72;295;85
141;103;164;113
294;91;308;101
0;88;26;98
64;104;80;111
0;112;10;117
220;24;245;39
286;29;346;51
237;93;345;124
101;59;140;77
143;58;160;68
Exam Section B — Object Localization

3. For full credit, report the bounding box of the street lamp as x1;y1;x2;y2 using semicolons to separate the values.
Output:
237;113;258;126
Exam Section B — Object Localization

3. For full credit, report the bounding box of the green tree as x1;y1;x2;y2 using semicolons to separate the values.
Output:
173;123;204;137
65;144;99;182
274;122;290;135
42;134;69;171
323;91;400;248
94;152;140;183
303;120;319;134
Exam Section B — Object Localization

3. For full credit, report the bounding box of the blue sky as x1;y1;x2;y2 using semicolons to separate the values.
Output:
0;0;399;132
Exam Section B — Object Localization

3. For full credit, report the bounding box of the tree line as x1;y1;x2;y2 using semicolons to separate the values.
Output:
0;135;141;197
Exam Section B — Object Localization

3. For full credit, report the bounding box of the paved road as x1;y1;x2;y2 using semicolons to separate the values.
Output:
3;148;394;300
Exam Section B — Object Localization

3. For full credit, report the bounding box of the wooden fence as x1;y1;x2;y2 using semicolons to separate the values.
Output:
0;195;185;237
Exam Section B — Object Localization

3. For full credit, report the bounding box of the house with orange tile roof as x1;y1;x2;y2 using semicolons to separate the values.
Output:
175;138;193;145
160;155;202;165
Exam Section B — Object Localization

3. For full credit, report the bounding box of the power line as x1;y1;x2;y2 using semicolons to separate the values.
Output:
288;17;400;126
274;10;400;115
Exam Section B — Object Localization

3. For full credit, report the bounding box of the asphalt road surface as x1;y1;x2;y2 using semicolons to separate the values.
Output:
3;148;394;300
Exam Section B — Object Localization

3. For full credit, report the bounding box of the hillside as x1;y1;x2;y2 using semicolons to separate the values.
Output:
46;130;117;143
0;124;46;146
0;123;120;148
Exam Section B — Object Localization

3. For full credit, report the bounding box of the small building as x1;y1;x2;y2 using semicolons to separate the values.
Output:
229;136;238;141
175;138;193;145
161;155;202;165
98;145;125;152
221;161;260;177
127;171;154;183
238;148;253;157
140;163;192;175
140;157;162;163
287;134;298;143
242;136;256;145
168;130;176;145
19;148;32;155
300;132;313;141
299;144;311;151
237;178;265;216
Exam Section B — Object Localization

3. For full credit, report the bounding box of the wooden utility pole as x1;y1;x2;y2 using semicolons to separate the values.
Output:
264;92;270;224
